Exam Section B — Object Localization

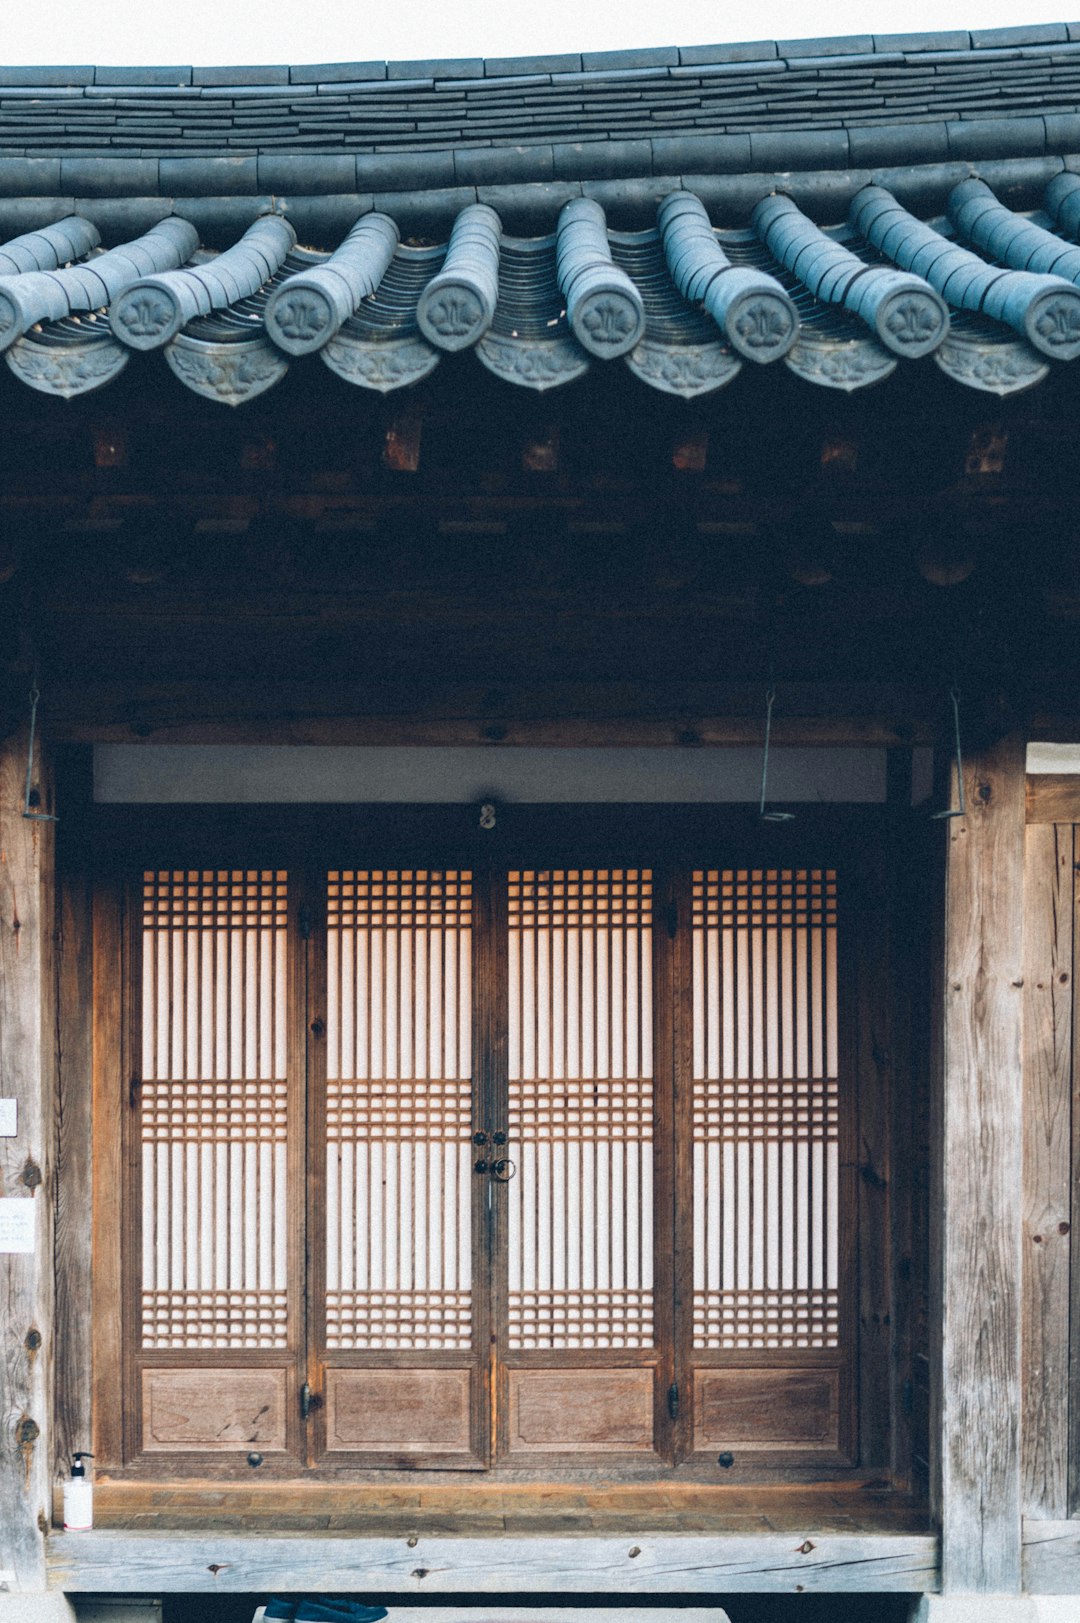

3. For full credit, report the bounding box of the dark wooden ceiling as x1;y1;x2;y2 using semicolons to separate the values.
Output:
1;349;1077;746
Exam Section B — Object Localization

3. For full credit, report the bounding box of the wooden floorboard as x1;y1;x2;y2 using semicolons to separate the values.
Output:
48;1527;940;1595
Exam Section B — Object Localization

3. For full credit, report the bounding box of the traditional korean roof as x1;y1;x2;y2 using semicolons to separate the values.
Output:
5;25;1080;403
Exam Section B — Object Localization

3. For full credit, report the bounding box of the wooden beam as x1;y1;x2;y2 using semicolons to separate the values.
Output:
0;727;56;1591
938;733;1026;1593
49;715;934;748
1027;774;1080;824
1021;825;1073;1519
48;1529;940;1595
25;678;942;747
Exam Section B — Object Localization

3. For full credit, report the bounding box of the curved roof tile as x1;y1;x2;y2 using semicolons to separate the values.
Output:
9;167;1080;402
556;198;645;358
949;176;1080;279
264;212;398;355
0;217;195;352
0;216;100;274
753;192;948;357
851;183;1080;358
109;214;295;348
658;190;798;363
417;203;501;351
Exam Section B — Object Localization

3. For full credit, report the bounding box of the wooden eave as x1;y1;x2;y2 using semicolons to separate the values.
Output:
0;336;1076;749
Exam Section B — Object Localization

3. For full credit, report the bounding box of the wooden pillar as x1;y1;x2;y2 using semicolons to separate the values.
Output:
1021;824;1072;1520
936;732;1025;1594
0;726;56;1592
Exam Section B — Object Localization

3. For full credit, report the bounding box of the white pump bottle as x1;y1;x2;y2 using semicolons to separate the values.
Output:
63;1452;94;1530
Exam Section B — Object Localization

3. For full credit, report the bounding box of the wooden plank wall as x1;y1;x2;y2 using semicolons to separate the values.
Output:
1021;822;1073;1520
0;727;56;1589
938;733;1026;1594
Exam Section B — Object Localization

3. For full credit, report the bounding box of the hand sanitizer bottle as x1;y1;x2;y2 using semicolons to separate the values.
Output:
63;1453;94;1530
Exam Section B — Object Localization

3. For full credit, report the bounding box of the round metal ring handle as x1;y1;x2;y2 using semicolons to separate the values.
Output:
491;1158;516;1182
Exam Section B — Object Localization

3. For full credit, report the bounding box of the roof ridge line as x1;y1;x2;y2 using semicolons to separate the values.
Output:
3;23;1079;90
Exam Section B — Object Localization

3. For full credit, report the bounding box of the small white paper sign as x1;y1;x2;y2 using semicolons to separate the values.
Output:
0;1198;35;1254
0;1099;16;1136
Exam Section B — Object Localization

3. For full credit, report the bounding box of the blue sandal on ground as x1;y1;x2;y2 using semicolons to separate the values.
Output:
263;1601;388;1623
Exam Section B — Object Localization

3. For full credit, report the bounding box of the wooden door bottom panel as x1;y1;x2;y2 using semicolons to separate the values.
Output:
140;1366;291;1454
693;1366;843;1454
504;1366;656;1454
317;1365;486;1468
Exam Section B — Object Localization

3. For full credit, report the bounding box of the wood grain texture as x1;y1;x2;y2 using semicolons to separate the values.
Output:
1021;823;1073;1519
82;1477;930;1524
0;727;55;1589
90;883;125;1470
1026;775;1080;825
326;1369;472;1453
141;1368;288;1452
939;733;1026;1594
1022;1519;1080;1594
47;1527;940;1594
53;853;94;1486
695;1368;840;1451
506;1368;654;1453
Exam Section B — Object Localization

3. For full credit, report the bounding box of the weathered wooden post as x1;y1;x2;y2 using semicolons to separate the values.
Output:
0;726;74;1621
918;732;1027;1621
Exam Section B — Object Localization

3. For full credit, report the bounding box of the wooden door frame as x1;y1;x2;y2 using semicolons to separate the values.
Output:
79;798;914;1485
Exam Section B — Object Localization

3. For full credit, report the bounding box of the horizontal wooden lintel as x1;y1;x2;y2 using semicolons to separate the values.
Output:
55;716;934;748
48;1529;940;1595
24;678;947;748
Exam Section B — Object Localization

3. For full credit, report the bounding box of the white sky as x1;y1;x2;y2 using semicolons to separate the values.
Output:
7;1;1076;68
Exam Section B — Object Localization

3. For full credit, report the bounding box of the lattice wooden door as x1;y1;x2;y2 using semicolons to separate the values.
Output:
674;867;854;1464
494;868;673;1462
309;864;673;1467
121;858;851;1473
312;868;488;1467
129;868;307;1468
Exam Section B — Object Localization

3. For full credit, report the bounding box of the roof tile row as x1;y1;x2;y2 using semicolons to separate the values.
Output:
4;26;1077;92
0;107;1076;204
8;167;1080;410
2;65;1078;177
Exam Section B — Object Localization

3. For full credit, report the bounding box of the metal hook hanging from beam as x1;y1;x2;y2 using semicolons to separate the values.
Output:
930;685;966;820
22;679;58;822
759;685;795;823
